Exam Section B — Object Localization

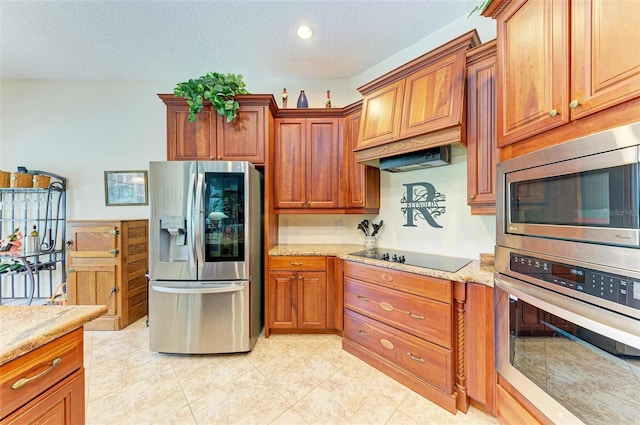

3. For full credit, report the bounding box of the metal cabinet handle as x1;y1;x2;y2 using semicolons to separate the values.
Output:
469;194;476;200
357;330;370;337
406;311;425;320
569;99;580;109
11;357;62;389
110;249;119;255
549;109;558;117
68;268;75;273
290;275;295;280
356;295;370;302
108;229;119;235
290;262;304;266
406;352;425;363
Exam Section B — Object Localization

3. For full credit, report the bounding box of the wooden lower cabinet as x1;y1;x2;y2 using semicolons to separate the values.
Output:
267;256;343;336
342;261;466;414
0;328;85;424
66;220;148;330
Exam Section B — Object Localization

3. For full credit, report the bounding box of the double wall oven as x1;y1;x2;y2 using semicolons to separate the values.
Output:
494;122;640;424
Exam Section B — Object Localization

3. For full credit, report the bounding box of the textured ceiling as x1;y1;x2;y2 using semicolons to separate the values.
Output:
1;0;478;82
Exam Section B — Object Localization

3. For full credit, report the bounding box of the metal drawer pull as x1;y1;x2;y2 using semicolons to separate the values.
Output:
406;311;425;320
110;249;119;255
406;352;425;363
290;262;304;266
357;330;370;337
11;357;62;390
356;295;370;302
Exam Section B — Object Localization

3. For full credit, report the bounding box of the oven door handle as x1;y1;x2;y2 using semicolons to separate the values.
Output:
495;274;640;349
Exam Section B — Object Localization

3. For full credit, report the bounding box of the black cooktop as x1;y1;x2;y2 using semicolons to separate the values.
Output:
350;248;472;273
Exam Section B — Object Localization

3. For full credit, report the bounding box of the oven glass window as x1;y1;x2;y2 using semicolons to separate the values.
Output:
510;164;638;228
510;297;640;424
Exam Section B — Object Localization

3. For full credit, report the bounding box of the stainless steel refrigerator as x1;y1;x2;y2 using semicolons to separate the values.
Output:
148;160;262;354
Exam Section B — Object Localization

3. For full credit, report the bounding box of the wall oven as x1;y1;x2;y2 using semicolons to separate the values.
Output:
494;122;640;424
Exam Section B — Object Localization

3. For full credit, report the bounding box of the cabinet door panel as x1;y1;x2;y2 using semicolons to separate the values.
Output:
268;272;297;328
274;119;306;209
216;105;265;164
498;0;569;146
400;51;465;138
69;265;117;316
357;80;404;149
167;106;215;160
298;271;327;329
571;0;640;120
344;111;380;209
307;119;340;208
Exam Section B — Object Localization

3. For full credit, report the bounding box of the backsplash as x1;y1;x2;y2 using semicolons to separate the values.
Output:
278;149;496;260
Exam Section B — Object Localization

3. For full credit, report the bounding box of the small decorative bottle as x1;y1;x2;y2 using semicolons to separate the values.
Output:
282;88;288;108
325;90;331;108
297;90;309;108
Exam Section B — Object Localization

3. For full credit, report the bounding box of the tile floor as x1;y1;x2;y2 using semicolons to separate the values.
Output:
84;317;499;425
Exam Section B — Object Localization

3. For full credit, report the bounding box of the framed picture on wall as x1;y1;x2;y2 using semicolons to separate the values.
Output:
104;170;148;206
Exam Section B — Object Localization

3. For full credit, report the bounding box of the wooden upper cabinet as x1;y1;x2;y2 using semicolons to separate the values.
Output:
497;0;569;147
343;104;380;212
273;115;341;211
160;94;276;164
494;0;640;147
400;50;466;139
570;0;640;120
466;40;498;215
358;80;404;149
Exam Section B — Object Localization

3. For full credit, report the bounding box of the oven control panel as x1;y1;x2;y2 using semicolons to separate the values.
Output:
509;253;640;311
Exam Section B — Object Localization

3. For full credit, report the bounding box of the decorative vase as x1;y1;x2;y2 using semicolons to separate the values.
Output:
282;88;288;108
297;90;309;108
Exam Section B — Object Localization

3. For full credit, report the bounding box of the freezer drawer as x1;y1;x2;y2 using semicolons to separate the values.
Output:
149;280;254;354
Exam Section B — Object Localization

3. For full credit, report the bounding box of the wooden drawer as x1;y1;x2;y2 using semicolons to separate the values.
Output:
344;261;451;303
269;256;326;271
344;277;452;348
344;309;453;393
0;328;83;418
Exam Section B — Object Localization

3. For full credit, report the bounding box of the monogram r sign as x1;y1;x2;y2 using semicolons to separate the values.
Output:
401;182;446;228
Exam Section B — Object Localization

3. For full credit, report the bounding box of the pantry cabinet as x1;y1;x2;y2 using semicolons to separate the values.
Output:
273;116;341;211
66;220;148;331
493;0;640;148
159;94;276;164
466;40;498;215
342;103;380;212
267;256;328;333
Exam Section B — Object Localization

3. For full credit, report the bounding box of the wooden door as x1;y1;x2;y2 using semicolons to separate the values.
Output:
274;119;306;209
306;118;340;209
297;271;327;329
466;41;498;215
497;0;569;146
166;104;215;160
400;50;466;139
66;264;117;316
268;271;297;328
570;0;640;120
344;110;380;210
357;79;404;149
216;105;266;164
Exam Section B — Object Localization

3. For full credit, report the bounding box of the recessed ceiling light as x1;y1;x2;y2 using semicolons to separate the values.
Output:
297;25;313;40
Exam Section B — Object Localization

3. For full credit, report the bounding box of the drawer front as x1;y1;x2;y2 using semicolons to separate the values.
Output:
344;278;452;348
0;328;83;418
344;261;451;303
344;309;453;393
269;256;326;271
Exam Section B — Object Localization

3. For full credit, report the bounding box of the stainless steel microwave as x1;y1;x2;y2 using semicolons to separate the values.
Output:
497;122;640;271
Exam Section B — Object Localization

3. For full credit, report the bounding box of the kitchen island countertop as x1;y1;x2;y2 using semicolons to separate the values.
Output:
269;244;494;287
0;305;107;365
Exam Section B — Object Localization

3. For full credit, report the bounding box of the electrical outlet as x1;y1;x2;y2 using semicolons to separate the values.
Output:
283;219;290;227
334;219;343;230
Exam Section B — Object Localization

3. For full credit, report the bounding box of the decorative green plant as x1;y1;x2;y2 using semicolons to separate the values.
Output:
468;0;492;16
173;72;249;123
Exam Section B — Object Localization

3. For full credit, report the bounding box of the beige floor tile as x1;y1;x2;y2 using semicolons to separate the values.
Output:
189;369;291;425
267;407;308;425
152;405;198;425
86;368;188;425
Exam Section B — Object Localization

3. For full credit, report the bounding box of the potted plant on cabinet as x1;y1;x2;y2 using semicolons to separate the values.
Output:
173;72;249;123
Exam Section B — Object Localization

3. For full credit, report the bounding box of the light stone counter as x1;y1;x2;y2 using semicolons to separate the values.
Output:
0;305;108;365
269;244;494;287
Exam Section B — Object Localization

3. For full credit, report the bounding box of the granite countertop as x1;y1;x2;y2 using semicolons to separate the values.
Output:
269;244;494;287
0;305;108;365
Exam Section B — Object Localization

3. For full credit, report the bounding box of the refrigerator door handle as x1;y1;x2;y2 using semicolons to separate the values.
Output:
186;172;197;270
194;172;205;269
151;283;246;295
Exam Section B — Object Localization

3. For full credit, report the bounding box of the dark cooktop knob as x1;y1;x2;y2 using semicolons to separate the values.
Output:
400;256;405;263
392;254;398;262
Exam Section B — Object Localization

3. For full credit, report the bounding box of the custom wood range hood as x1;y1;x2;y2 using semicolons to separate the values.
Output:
355;30;480;167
